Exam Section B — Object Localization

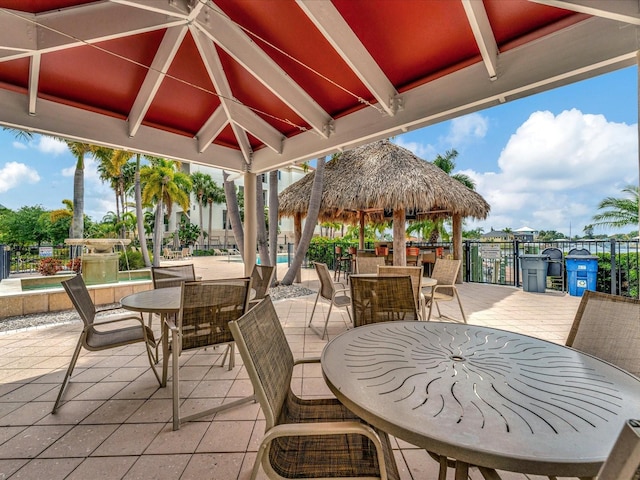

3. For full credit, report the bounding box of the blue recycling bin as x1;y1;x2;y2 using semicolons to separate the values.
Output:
566;255;598;296
520;254;550;293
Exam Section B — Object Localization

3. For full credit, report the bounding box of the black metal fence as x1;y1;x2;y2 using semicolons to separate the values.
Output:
303;239;639;298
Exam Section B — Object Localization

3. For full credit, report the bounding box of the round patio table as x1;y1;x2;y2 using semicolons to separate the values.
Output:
321;321;640;478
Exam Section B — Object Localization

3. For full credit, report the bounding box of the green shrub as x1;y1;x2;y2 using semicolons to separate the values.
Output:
119;250;146;270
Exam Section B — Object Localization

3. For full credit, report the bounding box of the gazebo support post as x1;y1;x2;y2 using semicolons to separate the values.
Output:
244;171;257;276
358;211;365;250
452;213;463;283
294;212;302;283
393;208;406;266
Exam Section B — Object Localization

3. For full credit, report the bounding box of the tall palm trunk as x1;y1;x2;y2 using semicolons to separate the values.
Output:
281;157;325;285
152;199;164;267
256;179;269;264
135;154;151;267
223;171;243;260
268;170;279;283
72;160;84;240
198;198;204;247
207;200;213;249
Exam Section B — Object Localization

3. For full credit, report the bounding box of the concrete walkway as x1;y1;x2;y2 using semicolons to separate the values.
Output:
0;257;583;479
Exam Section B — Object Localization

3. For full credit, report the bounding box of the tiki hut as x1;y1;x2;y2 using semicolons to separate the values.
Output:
279;140;490;267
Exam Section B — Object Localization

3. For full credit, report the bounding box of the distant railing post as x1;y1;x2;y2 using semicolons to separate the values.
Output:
514;240;521;287
610;238;617;295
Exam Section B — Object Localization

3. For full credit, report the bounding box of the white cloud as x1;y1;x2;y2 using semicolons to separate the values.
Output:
0;162;40;193
35;136;67;155
446;113;489;144
393;138;436;159
466;109;638;234
12;141;27;150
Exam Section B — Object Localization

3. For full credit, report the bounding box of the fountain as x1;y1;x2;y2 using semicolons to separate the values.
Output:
65;238;131;285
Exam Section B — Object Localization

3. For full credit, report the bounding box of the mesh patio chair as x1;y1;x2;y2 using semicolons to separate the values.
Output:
229;296;400;480
597;419;640;480
422;258;467;323
406;246;420;266
377;265;424;319
163;278;253;430
566;290;640;377
309;262;352;340
52;275;160;413
355;256;386;275
248;264;276;309
350;275;418;327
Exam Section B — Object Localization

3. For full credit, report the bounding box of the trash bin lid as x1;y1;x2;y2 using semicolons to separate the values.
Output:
566;254;598;260
520;254;550;259
567;248;591;256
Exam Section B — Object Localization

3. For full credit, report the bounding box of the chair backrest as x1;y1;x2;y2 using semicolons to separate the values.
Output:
229;296;294;429
251;264;276;300
178;278;251;352
350;275;418;327
355;256;386;274
152;264;196;289
430;258;461;296
597;419;640;480
565;290;640;377
377;265;423;311
312;262;335;300
62;275;96;327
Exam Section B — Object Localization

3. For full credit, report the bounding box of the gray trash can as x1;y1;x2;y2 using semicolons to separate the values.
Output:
520;254;550;293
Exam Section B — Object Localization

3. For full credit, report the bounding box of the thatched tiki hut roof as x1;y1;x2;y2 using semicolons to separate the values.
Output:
279;140;490;268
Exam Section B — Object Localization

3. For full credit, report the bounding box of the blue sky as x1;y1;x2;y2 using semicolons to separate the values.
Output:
0;66;638;237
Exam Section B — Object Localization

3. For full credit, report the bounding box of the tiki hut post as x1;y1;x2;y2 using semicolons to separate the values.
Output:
359;211;365;250
452;213;463;283
393;208;406;266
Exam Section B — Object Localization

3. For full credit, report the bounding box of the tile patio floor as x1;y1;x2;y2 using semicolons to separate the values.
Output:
0;258;583;479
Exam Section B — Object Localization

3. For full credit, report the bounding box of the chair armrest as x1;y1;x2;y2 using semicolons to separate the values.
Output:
165;317;178;333
264;420;383;448
293;356;320;366
332;287;350;301
93;312;144;327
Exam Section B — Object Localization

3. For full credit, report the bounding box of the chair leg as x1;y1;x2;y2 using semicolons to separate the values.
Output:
172;329;180;431
322;303;334;340
219;344;235;371
144;339;162;386
52;334;85;414
427;298;434;321
454;290;467;323
309;291;321;328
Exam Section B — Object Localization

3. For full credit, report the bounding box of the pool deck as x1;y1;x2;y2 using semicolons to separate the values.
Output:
0;256;583;479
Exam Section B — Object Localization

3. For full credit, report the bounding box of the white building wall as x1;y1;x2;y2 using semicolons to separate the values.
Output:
169;164;310;249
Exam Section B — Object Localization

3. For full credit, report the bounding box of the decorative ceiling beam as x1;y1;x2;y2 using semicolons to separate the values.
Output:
0;2;185;63
530;0;640;25
196;107;227;154
0;87;246;172
197;1;332;137
296;0;400;116
461;0;499;81
191;26;283;155
28;54;40;115
128;25;188;137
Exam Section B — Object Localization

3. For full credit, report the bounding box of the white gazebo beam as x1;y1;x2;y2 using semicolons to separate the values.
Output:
530;0;640;25
296;0;400;116
461;0;499;80
28;54;40;116
196;107;228;154
0;2;185;63
196;1;332;137
128;25;188;137
191;26;283;154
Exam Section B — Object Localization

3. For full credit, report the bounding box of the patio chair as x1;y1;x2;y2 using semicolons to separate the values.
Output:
181;247;192;259
350;275;418;327
309;262;352;340
52;275;161;413
248;264;276;309
422;258;467;323
163;278;253;430
151;264;196;289
406;246;420;266
355;256;386;274
162;247;175;260
597;418;640;480
566;290;640;377
228;296;400;480
377;265;424;319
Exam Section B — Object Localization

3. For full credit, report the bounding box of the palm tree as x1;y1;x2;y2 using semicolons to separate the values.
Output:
592;185;639;230
268;170;279;278
96;148;134;237
427;149;476;243
140;158;192;267
281;156;326;285
190;172;214;247
204;180;225;249
133;154;151;266
63;141;100;241
223;171;244;256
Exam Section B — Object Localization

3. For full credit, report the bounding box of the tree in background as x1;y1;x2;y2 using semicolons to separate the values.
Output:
96;148;134;238
204;179;226;249
592;185;639;232
63;141;100;241
140;158;191;267
190;171;214;246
